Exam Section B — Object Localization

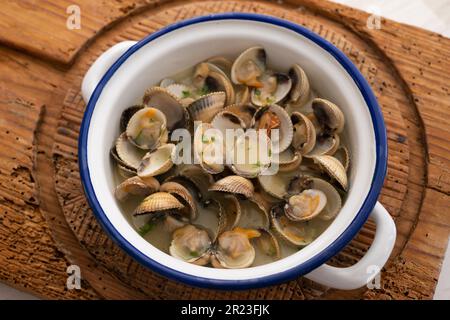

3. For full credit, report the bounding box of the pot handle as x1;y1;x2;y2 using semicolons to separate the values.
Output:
305;202;396;290
81;41;137;103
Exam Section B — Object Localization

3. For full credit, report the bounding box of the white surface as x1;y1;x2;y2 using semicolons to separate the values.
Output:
434;237;450;300
3;0;449;299
85;19;383;283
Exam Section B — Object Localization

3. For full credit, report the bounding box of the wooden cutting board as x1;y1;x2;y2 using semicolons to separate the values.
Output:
0;0;449;299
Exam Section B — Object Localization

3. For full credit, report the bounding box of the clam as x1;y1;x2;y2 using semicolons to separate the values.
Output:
137;143;175;178
115;176;160;201
224;104;257;128
234;85;250;105
120;105;143;132
272;147;302;172
291;112;316;154
271;203;316;247
115;132;147;169
211;227;260;269
257;170;298;199
206;56;233;76
188;92;226;123
195;198;227;242
237;197;270;230
310;177;342;220
209;175;254;199
169;224;212;265
252;104;293;153
230;131;271;178
334;146;350;172
215;193;241;230
284;189;327;222
305;133;340;157
253;228;281;260
204;65;235;105
193;123;225;174
160;181;198;220
311;98;345;134
192;62;210;89
134;192;184;216
165;83;195;106
288;64;310;107
126;107;167;150
250;72;292;107
231;46;266;87
174;164;215;199
142;87;189;131
211;111;246;136
116;163;137;178
312;155;348;191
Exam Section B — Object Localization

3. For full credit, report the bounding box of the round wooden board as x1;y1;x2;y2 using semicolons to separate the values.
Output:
51;0;427;299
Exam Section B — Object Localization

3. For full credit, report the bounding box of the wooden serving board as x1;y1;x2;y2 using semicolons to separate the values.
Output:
0;0;449;299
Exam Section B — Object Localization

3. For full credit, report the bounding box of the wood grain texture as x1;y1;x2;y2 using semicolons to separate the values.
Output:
0;0;167;65
0;0;448;299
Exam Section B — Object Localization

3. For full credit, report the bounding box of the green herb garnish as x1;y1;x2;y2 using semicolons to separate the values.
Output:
198;84;209;96
268;149;272;157
254;89;261;96
189;251;200;258
181;90;191;98
138;222;155;236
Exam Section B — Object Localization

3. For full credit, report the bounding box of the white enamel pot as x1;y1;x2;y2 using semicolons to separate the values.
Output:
79;13;396;290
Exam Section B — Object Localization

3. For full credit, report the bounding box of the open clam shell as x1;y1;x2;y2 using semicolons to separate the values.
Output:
209;175;254;199
312;155;348;191
334;146;350;172
193;122;225;174
235;85;250;105
211;227;260;269
115;176;160;201
120;105;143;132
137;143;175;178
231;46;267;87
257;170;298;199
271;203;316;247
206;56;232;76
169;224;212;265
215;193;241;231
253;228;281;260
211;111;246;135
230;131;271;178
115;132;147;169
224;103;257;128
252;104;293;153
188;92;226;123
291;112;316;154
173;164;215;199
251;72;292;107
310;177;342;220
237;197;270;230
288;64;310;107
126;107;167;150
272;147;302;172
160;181;198;220
142;86;189;131
204;65;235;105
312;98;345;134
284;189;327;222
305;133;340;157
133;191;184;216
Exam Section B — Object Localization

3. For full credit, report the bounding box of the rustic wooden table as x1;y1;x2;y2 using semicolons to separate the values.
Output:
0;0;449;299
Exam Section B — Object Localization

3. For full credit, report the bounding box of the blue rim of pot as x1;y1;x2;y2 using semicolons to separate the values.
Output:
78;12;387;290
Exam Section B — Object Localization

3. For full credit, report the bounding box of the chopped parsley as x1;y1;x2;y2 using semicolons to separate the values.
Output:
189;251;200;258
202;134;210;143
197;84;210;96
254;89;261;96
138;222;155;236
181;90;191;98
